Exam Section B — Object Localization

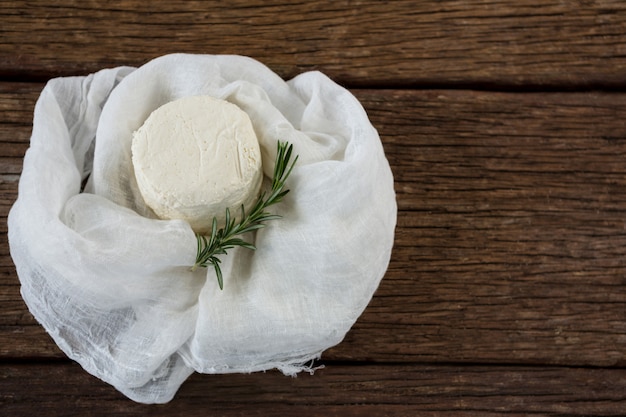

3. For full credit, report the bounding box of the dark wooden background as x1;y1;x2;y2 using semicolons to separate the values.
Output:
2;1;626;415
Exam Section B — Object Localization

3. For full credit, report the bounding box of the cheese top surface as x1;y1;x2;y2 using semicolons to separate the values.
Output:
131;95;263;233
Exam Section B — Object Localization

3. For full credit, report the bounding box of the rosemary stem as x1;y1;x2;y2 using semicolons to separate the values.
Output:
192;140;298;290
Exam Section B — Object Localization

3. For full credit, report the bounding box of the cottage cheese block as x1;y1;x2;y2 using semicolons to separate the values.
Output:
131;95;263;234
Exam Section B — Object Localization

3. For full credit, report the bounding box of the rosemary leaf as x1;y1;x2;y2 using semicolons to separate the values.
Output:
192;141;298;289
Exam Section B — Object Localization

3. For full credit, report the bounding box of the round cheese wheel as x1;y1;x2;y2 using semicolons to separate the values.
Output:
131;95;263;234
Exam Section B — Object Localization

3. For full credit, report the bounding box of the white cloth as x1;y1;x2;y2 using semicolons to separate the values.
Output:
8;54;397;403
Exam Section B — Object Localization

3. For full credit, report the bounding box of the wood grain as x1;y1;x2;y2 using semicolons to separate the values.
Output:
2;83;626;370
3;362;626;416
2;0;626;87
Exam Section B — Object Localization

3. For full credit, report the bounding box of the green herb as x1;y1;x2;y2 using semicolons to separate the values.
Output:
191;140;298;289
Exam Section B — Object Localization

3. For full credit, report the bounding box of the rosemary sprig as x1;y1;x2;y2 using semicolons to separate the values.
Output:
192;140;298;289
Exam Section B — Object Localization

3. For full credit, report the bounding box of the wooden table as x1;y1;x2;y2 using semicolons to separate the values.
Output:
2;1;626;415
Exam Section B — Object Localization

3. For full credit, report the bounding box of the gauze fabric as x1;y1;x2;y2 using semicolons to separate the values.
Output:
8;54;397;404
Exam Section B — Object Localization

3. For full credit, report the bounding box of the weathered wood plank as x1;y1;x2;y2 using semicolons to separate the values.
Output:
2;362;626;416
2;0;626;87
2;84;626;367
